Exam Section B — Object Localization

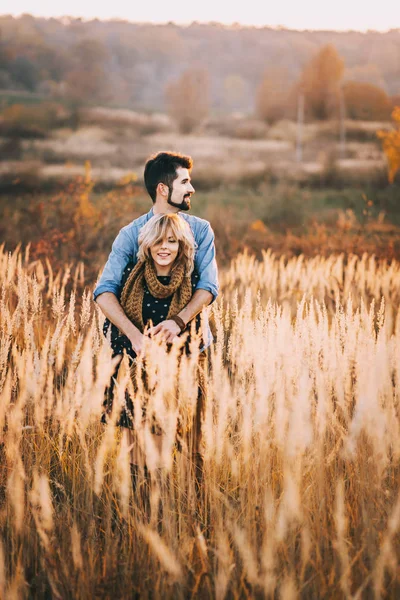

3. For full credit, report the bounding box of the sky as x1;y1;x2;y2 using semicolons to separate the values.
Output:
5;0;400;32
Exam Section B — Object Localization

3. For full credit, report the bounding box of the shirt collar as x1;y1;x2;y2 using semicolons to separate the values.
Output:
146;206;188;220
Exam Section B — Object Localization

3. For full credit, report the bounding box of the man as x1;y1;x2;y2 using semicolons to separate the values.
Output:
95;151;218;491
94;151;219;351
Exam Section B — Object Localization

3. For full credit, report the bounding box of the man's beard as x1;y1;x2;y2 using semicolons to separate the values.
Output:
167;188;191;211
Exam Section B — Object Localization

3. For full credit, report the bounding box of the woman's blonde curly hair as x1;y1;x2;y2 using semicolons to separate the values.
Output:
137;213;196;276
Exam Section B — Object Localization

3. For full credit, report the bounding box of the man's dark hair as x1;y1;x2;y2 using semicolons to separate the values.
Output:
144;151;193;202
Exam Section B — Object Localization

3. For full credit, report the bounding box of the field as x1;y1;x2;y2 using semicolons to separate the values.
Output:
2;18;400;597
1;245;400;598
0;107;390;190
2;105;400;271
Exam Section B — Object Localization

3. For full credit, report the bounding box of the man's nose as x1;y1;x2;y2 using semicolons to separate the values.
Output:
188;182;195;193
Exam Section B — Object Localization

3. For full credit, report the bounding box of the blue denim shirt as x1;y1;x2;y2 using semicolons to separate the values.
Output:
94;208;219;348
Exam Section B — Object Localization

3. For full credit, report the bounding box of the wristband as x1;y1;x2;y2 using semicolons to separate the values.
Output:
170;315;186;332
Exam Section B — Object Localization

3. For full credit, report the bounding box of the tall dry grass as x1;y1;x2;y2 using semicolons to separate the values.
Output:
1;244;400;598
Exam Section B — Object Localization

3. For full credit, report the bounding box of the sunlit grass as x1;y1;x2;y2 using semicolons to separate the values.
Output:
1;245;400;597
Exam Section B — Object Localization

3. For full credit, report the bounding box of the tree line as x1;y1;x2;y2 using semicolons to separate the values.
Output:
168;44;398;133
256;44;396;125
1;15;400;138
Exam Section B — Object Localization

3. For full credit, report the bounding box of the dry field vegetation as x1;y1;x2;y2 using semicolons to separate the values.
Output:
1;244;400;599
1;107;390;190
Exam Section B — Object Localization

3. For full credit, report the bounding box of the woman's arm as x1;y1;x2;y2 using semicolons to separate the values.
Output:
96;292;144;355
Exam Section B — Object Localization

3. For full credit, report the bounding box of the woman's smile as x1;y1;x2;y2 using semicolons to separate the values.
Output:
150;229;179;274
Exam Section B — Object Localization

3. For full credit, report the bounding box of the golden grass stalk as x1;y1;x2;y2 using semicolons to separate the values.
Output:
139;526;183;581
1;246;399;598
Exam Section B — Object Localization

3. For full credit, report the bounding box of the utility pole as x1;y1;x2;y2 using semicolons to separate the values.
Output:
339;86;346;159
296;91;304;163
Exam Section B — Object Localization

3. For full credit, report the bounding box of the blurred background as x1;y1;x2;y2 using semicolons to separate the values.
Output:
1;8;400;279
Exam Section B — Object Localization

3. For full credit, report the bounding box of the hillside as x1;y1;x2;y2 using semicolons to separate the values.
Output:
0;15;400;112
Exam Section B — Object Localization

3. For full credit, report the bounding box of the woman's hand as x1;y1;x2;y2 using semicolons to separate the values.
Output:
128;329;145;355
148;320;181;343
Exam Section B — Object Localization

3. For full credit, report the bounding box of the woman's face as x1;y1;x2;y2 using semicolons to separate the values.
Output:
150;228;180;273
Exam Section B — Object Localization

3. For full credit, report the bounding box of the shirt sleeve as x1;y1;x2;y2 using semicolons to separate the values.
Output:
194;222;219;302
93;227;136;301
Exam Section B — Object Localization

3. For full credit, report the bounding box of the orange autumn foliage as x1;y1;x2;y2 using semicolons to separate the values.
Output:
378;107;400;183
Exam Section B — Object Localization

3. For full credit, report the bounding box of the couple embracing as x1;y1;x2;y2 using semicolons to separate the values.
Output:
94;151;219;483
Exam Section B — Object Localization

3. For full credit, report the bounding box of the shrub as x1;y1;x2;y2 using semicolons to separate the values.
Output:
261;184;307;229
343;81;392;121
165;69;210;133
377;106;400;183
232;119;268;140
0;102;66;138
256;68;291;124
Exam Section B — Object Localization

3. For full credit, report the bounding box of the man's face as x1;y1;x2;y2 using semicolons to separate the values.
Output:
167;167;195;211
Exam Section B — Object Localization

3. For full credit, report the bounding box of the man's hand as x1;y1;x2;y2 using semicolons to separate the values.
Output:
148;319;181;343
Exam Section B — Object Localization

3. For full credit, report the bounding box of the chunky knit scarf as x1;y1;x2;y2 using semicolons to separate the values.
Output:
120;259;193;333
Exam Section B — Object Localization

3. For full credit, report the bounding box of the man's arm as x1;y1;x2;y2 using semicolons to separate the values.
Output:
193;222;219;301
94;225;145;352
150;289;213;342
93;227;137;301
178;289;213;326
96;292;144;355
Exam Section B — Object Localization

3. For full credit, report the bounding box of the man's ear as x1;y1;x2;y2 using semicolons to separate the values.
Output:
157;182;168;197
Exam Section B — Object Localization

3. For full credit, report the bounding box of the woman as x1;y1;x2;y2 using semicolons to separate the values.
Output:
103;212;199;370
102;213;203;471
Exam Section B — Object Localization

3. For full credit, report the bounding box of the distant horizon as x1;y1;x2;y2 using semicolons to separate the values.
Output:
4;13;400;35
5;0;400;34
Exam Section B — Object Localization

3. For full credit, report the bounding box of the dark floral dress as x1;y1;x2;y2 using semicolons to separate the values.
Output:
102;261;201;428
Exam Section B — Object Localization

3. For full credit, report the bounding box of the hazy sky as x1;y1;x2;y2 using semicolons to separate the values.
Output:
6;0;400;31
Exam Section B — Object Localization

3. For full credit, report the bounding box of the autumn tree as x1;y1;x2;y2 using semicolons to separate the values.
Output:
165;68;209;133
65;39;111;104
377;107;400;183
343;81;392;121
344;63;386;90
390;94;400;108
223;74;247;112
299;44;344;120
256;68;290;124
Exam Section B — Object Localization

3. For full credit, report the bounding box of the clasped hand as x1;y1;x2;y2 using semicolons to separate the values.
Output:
129;320;184;355
147;319;181;343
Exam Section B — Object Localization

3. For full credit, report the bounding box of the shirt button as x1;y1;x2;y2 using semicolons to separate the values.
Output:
147;303;150;306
